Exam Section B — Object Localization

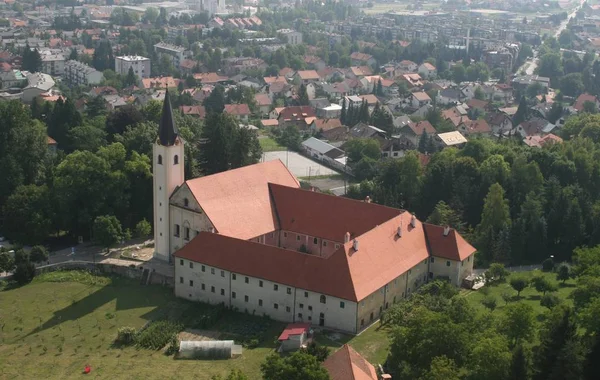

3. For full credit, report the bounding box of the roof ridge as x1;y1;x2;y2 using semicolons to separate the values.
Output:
344;344;357;380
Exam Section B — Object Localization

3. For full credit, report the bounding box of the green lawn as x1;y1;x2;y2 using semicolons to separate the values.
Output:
459;270;576;317
258;137;285;152
0;271;389;379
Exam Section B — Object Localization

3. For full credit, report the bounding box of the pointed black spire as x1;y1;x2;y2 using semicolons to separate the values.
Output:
158;89;178;146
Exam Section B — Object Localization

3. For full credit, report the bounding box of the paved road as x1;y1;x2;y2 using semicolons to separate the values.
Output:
517;0;585;75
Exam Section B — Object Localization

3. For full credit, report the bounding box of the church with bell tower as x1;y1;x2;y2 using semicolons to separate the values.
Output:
153;90;185;262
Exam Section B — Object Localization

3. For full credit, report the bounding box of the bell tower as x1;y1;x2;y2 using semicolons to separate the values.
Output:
153;90;184;262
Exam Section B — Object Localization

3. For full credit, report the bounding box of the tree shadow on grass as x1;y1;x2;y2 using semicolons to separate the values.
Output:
22;281;170;339
528;295;542;301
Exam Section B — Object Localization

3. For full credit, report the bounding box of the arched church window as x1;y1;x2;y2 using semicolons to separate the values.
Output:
158;155;163;165
174;155;179;165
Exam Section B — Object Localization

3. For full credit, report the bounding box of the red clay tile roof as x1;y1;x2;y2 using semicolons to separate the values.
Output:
466;98;489;110
407;120;436;136
296;70;320;80
278;323;311;341
255;93;272;106
313;118;342;131
423;223;476;261
278;106;316;121
224;103;250;116
324;344;378;380
350;52;373;62
574;93;598;111
460;119;491;134
270;184;402;243
185;160;300;240
47;136;57;145
179;105;206;118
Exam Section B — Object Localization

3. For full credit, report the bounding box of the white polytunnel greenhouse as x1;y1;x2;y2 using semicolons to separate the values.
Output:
178;340;243;359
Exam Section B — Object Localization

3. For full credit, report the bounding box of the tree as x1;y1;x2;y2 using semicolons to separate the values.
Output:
29;245;49;264
419;356;461;380
69;48;78;60
485;263;510;285
556;262;571;283
124;66;137;87
3;185;52;245
418;130;431;153
510;345;530;380
583;100;597;114
474;86;485;100
467;335;511;380
370;103;394;135
537;53;563;79
531;276;558;295
426;201;463;230
298;84;309;105
533;306;580;380
451;63;466;83
277;124;302;151
560;73;585;97
304;342;329;362
377;79;383;96
584;337;600;380
204;85;226;114
21;44;42;72
476;184;511;262
92;40;114;71
501;302;536;346
13;259;36;285
340;98;347;125
134;219;152;238
211;369;248;380
0;252;15;273
540;293;561;310
512;96;530;127
481;295;498;311
510;276;529;297
93;215;123;253
105;105;144;137
261;351;330;380
542;257;554;272
143;7;159;24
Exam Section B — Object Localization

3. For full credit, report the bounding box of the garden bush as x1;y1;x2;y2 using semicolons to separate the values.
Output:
135;320;183;350
115;327;137;345
165;335;180;356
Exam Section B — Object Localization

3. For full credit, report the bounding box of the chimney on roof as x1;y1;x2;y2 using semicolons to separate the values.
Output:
397;222;403;238
353;239;359;251
364;196;371;203
210;227;216;233
344;232;351;243
443;225;450;236
410;214;417;228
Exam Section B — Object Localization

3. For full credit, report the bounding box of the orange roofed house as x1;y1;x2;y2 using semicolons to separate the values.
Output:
152;92;476;335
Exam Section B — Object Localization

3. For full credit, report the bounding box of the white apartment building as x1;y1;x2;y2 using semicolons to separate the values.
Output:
278;29;303;45
154;42;186;68
64;60;104;86
115;55;151;80
41;54;65;76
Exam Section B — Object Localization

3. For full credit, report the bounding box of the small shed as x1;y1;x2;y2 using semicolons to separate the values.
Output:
278;323;312;352
178;340;242;359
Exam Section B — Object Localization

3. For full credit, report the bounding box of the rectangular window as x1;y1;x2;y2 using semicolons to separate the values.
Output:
180;259;183;266
221;270;225;277
184;227;190;241
274;303;279;309
179;277;183;284
361;301;365;307
202;283;205;290
245;295;249;302
296;235;301;241
259;280;263;287
308;305;313;311
174;224;180;237
323;241;327;247
189;262;193;269
245;277;249;284
313;237;318;244
202;265;206;272
298;313;303;318
259;299;263;306
211;286;215;293
286;306;291;312
335;244;339;249
274;284;278;291
232;292;236;298
287;287;292;294
340;301;345;308
409;269;412;275
299;303;304;309
211;268;215;275
232;273;237;280
308;316;312;321
304;291;308;298
446;261;451;267
220;288;225;296
284;232;287;238
431;257;435;263
189;280;193;287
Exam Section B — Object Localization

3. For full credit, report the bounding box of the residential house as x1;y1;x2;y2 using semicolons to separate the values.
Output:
381;137;414;159
278;323;311;352
348;66;373;78
410;91;432;109
301;137;347;172
511;75;550;91
40;53;65;76
22;72;55;103
573;93;600;112
515;118;555;138
277;106;317;130
466;98;489;112
255;93;272;116
278;29;303;45
398;60;418;73
350;52;376;67
304;55;326;71
115;55;151;79
321;82;350;101
154;42;186;67
486;112;513;135
142;77;180;89
436;131;468;148
399;73;424;88
436;88;462;106
0;69;26;89
63;60;103;86
270;106;285;120
418;62;437;79
324;345;386;380
399;120;436;146
295;70;320;85
523;133;563;148
224;104;251;123
458;119;492;136
180;105;206;119
310;118;342;134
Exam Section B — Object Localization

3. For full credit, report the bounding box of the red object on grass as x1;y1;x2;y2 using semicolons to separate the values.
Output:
84;365;91;374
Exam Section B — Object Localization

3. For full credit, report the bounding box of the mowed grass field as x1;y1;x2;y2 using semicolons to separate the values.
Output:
0;271;386;379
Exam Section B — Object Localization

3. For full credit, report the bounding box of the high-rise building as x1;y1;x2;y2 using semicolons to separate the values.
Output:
115;56;151;79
